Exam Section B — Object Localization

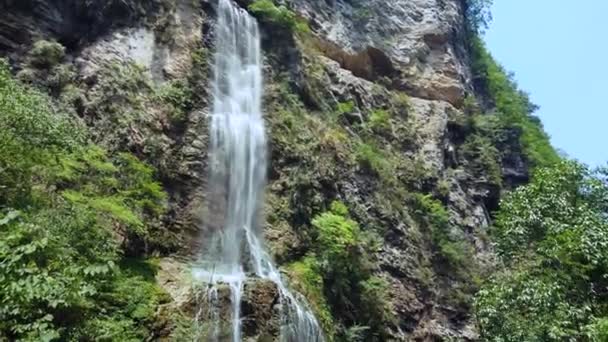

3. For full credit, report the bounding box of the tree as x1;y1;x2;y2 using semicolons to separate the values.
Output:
465;0;494;33
475;161;608;341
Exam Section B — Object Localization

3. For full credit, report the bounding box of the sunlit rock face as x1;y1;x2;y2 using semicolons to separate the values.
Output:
288;0;472;106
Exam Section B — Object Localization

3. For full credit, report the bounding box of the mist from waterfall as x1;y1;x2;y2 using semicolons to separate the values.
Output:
192;0;324;341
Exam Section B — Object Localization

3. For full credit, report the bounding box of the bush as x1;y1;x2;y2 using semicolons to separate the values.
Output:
337;101;355;115
54;145;167;242
411;193;475;277
475;270;586;341
248;0;309;33
0;59;84;206
585;318;608;341
28;40;65;68
492;161;601;261
461;133;502;186
464;0;493;33
0;207;118;340
286;257;335;335
355;142;393;181
391;92;410;113
368;109;391;133
359;276;393;328
313;208;359;263
289;201;391;340
75;259;171;340
155;79;194;124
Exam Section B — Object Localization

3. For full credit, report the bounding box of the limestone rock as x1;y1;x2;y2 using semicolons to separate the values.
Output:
289;0;471;106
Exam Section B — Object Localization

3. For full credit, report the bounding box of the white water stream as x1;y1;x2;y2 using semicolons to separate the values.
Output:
193;0;324;341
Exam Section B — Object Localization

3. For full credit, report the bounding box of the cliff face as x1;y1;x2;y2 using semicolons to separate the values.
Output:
0;0;524;340
290;0;471;105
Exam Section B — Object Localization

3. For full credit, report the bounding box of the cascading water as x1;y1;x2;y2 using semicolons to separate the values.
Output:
193;0;324;341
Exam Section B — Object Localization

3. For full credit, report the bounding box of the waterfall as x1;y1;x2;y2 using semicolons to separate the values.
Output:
193;0;324;341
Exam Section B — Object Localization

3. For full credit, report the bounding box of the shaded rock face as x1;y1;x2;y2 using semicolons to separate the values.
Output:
0;0;159;56
315;39;397;81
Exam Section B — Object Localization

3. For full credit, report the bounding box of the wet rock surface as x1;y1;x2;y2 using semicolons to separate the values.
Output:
241;280;282;341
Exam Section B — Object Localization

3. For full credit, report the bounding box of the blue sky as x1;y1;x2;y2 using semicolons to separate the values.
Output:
484;0;606;167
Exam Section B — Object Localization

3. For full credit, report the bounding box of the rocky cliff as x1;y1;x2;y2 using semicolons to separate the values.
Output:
0;0;529;340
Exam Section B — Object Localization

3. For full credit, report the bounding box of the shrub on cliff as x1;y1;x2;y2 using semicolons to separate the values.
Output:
288;201;392;340
28;40;65;68
0;59;168;340
248;0;309;33
469;37;559;169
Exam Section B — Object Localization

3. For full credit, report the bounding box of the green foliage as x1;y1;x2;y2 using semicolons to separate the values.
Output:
75;259;171;341
476;269;587;341
0;59;168;340
248;0;309;33
0;207;117;340
412;194;449;229
475;160;608;341
0;59;84;206
464;0;493;33
56;146;167;240
155;79;194;124
342;325;370;342
336;101;355;115
18;63;77;96
329;200;349;216
312;209;359;263
355;142;393;182
461;133;502;186
359;276;393;329
410;193;478;309
86;60;195;167
353;7;372;23
584;318;608;341
391;92;410;113
286;257;335;336
290;201;391;340
368;109;391;133
28;40;66;68
469;37;559;169
89;62;151;117
492;161;606;262
411;193;472;268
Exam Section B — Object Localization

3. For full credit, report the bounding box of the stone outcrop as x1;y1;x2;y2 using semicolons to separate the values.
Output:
289;0;472;106
0;0;160;58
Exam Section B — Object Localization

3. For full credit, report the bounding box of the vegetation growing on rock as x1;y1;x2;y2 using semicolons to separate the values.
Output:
468;37;559;170
0;60;170;340
287;202;391;340
248;0;309;33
